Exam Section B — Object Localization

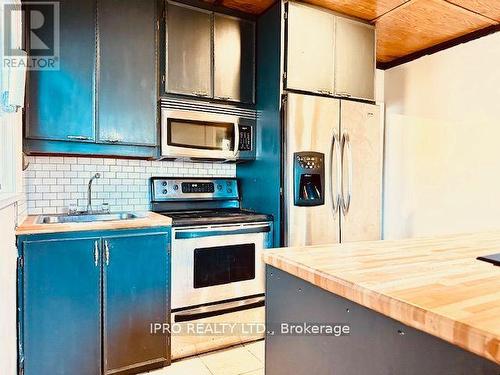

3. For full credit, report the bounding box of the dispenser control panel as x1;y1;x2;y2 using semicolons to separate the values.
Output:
293;151;325;207
296;154;323;170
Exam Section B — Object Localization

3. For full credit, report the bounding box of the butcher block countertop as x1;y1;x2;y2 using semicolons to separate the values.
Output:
16;212;172;235
263;231;500;364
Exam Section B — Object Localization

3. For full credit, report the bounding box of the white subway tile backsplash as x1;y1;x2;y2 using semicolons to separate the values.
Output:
24;156;236;214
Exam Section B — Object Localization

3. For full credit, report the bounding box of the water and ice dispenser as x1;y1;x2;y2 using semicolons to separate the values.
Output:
293;152;325;206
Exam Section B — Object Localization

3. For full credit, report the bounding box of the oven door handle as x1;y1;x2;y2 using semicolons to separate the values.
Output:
174;296;265;323
175;224;271;239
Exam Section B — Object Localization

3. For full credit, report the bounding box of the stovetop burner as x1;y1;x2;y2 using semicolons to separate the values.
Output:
158;209;272;227
150;178;273;227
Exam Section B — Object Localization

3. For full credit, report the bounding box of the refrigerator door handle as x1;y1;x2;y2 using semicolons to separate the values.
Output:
331;132;342;215
341;132;353;215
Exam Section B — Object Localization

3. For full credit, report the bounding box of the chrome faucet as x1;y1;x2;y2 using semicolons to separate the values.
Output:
87;173;101;213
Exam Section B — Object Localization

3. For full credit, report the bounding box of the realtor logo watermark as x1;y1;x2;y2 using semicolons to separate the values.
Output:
3;1;60;70
150;322;351;337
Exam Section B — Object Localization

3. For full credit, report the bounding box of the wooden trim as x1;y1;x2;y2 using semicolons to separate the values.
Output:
370;0;412;22
170;0;258;20
377;24;500;70
443;0;500;23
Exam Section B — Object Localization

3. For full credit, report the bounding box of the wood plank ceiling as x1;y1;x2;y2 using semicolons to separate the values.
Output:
207;0;500;67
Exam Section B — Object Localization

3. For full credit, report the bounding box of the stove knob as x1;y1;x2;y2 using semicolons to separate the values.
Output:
227;188;233;194
217;184;222;191
173;185;179;191
162;181;167;186
163;189;168;194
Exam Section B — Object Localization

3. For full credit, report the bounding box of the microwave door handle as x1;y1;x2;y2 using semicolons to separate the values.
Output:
175;224;271;239
233;124;240;158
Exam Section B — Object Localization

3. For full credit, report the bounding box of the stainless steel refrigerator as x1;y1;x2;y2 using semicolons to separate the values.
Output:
283;93;383;246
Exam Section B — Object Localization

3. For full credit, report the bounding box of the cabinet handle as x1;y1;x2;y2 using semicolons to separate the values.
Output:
216;96;232;101
104;240;110;266
192;91;209;97
337;92;352;98
317;90;334;96
102;137;120;144
67;135;92;141
94;241;99;266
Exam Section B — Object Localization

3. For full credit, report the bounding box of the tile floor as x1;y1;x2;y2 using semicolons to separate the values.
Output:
148;340;265;375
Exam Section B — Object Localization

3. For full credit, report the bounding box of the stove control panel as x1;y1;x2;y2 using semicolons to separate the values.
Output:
151;178;239;201
182;182;215;194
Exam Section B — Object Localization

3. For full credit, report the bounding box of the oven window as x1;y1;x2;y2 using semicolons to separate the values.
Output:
193;244;255;288
168;119;235;151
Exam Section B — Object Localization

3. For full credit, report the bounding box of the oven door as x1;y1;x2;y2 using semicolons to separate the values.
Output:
171;222;273;310
161;109;240;161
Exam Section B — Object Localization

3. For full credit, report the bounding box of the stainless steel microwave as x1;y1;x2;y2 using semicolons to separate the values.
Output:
161;109;256;162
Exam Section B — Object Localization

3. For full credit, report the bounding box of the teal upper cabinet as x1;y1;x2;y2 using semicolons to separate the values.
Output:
165;2;256;105
214;14;255;104
285;1;375;101
24;0;158;157
98;0;157;146
166;2;213;98
26;0;96;142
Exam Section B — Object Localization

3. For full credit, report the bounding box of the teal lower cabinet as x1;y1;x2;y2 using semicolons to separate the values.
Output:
17;227;171;375
103;233;170;374
21;237;102;375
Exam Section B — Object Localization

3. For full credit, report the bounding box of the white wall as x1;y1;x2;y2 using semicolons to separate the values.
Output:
383;32;500;239
0;1;23;373
0;204;19;375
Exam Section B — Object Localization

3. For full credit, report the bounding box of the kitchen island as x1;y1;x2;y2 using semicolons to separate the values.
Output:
263;231;500;375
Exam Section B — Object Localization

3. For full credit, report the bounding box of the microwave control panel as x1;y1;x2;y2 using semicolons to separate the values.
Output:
238;125;252;151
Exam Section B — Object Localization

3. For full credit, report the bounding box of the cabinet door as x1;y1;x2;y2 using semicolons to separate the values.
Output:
166;2;212;98
286;2;335;95
22;237;101;375
97;0;157;146
26;0;95;142
340;101;382;243
335;17;375;100
214;14;255;104
103;233;170;374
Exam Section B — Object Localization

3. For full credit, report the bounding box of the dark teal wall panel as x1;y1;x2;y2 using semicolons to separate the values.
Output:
237;3;282;248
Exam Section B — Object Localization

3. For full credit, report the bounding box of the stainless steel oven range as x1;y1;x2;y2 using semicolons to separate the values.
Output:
150;177;273;359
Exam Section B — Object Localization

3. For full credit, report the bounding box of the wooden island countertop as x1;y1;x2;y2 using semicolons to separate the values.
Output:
263;231;500;364
16;212;172;235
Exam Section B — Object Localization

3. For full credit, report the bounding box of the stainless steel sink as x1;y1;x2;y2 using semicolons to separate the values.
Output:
36;212;146;224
